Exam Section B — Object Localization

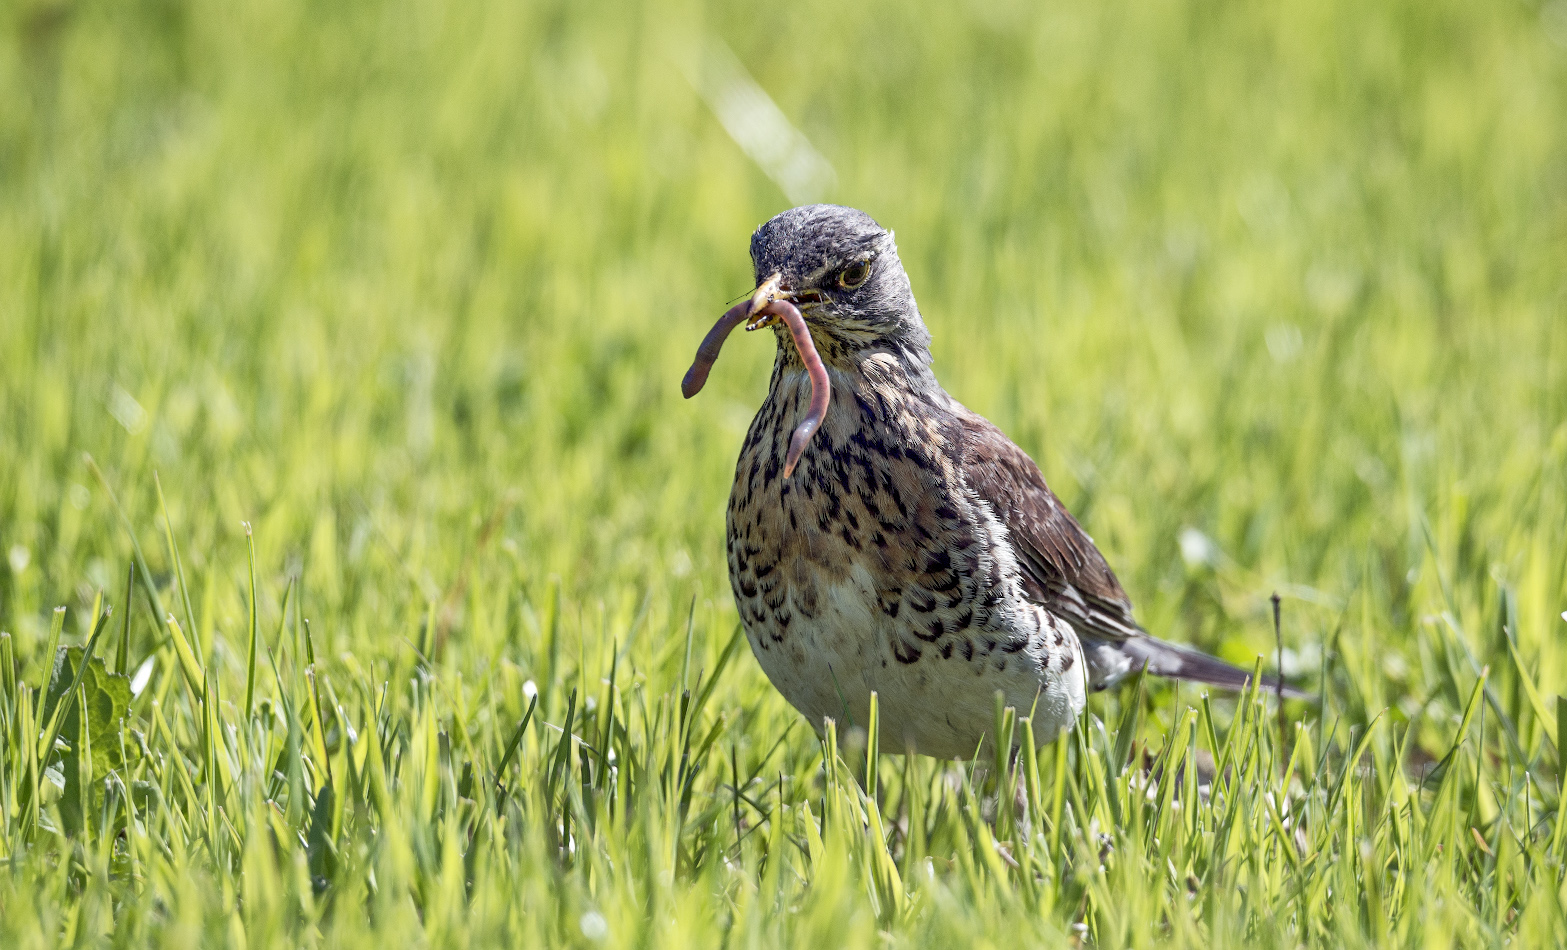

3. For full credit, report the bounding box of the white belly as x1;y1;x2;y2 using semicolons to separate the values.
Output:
744;563;1086;760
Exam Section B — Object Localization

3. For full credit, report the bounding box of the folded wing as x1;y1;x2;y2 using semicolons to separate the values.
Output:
952;409;1303;698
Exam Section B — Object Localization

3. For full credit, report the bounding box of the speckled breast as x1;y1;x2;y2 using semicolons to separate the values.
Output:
725;358;1086;759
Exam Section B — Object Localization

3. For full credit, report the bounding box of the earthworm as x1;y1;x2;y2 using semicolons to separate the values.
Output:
681;294;830;480
759;299;830;480
680;300;751;399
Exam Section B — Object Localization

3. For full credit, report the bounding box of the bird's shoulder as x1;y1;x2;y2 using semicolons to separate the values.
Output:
944;404;1144;642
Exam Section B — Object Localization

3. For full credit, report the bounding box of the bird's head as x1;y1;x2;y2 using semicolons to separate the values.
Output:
682;205;933;475
746;204;930;363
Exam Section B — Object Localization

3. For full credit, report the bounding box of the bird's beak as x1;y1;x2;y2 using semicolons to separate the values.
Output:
746;273;785;322
744;273;822;331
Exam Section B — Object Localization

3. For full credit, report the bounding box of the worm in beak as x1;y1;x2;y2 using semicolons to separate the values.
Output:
681;275;831;479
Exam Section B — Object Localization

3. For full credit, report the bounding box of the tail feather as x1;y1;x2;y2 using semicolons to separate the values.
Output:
1086;633;1310;701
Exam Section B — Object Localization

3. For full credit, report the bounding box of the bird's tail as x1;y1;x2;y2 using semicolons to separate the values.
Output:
1095;632;1310;701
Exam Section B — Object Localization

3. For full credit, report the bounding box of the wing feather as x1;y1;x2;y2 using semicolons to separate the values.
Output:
951;409;1142;644
949;407;1305;699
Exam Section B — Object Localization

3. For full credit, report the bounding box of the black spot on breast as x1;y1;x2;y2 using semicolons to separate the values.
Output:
940;641;954;659
835;460;852;493
960;640;974;662
892;640;922;664
916;618;944;643
928;572;961;594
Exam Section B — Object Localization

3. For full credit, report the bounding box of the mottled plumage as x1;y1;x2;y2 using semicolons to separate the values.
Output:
710;204;1292;760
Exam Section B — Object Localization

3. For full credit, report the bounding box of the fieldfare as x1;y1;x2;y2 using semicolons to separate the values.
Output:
684;204;1296;759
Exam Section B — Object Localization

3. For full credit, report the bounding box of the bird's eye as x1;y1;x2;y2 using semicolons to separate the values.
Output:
837;260;871;289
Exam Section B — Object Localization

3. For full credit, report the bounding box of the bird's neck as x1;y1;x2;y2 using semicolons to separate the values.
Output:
772;336;945;404
774;321;934;373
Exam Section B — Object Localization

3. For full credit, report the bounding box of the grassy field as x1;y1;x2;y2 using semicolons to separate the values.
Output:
2;0;1566;944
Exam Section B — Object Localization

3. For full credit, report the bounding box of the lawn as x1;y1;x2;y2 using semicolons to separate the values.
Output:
1;0;1565;945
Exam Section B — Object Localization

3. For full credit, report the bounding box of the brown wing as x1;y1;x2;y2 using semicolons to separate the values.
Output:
951;409;1143;644
953;408;1307;697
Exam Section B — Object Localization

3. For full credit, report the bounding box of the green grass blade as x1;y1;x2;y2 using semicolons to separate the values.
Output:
153;472;202;665
243;523;260;720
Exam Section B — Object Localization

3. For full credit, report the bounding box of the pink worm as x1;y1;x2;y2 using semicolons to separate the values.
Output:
681;299;831;480
680;300;751;400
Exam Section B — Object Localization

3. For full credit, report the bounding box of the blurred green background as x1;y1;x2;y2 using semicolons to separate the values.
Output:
4;0;1563;694
2;0;1566;943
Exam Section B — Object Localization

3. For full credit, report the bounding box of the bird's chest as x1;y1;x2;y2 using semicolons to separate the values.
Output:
726;373;1025;717
726;370;946;633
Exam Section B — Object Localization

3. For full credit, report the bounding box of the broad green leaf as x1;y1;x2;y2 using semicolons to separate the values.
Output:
42;646;132;836
43;646;133;780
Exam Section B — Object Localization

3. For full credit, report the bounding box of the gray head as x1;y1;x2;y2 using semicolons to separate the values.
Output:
748;205;930;361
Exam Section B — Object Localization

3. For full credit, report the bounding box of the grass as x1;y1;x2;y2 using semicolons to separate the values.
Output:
1;0;1566;944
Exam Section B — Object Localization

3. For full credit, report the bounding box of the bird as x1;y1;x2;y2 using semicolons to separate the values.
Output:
683;204;1298;760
